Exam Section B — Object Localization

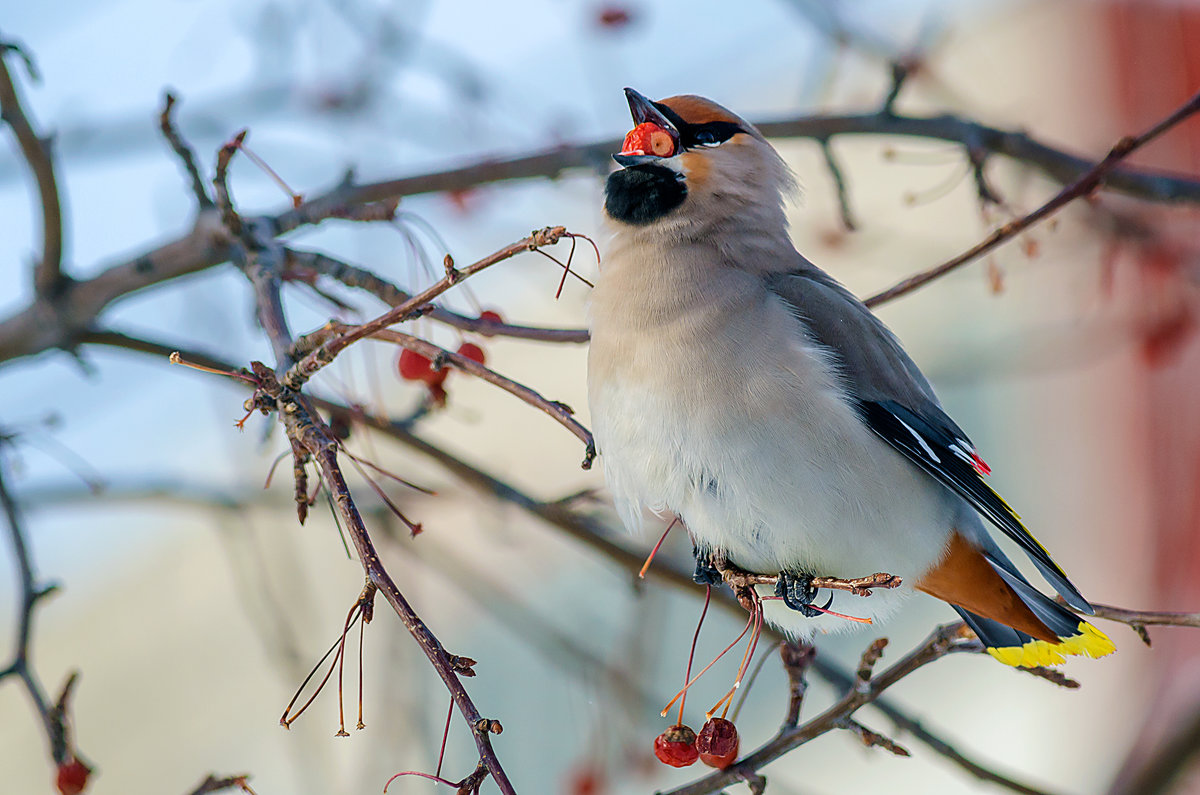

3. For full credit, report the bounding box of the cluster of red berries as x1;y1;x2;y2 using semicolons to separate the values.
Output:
653;717;739;770
396;311;501;403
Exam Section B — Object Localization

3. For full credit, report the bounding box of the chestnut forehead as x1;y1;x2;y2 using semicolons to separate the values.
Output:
657;95;742;126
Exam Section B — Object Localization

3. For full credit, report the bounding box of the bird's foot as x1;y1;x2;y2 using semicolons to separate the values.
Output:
692;549;724;586
775;572;831;618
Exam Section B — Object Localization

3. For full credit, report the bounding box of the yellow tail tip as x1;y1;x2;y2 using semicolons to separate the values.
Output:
986;621;1116;668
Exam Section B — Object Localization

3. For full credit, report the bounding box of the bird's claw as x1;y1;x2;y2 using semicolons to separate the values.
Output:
775;572;828;618
692;550;723;586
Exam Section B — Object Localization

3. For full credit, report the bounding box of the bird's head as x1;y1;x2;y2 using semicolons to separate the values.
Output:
604;88;794;235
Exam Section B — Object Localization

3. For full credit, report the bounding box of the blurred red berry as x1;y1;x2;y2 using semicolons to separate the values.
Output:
456;342;486;366
479;310;503;324
696;717;739;769
398;348;449;386
565;763;605;795
597;5;633;29
56;758;91;795
653;724;698;768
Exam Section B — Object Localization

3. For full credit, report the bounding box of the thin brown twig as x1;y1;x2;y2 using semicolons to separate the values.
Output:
0;39;64;296
283;248;589;343
865;88;1200;308
244;364;515;794
281;226;571;389
159;92;213;208
0;444;74;766
338;323;595;468
185;773;256;795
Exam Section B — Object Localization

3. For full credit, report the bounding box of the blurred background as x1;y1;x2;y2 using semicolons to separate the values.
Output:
1;0;1199;793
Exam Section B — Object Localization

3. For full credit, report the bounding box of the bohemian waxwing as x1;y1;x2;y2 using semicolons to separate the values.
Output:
587;88;1115;667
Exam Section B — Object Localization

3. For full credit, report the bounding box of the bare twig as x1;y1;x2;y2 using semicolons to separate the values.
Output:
159;92;213;209
842;718;911;757
0;39;64;296
0;445;73;765
185;773;255;795
282;226;570;389
865;88;1200;308
284;248;589;343
818;138;857;230
335;323;595;467
6;98;1200;366
780;640;815;729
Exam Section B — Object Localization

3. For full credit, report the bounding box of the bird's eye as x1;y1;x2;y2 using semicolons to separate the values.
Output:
687;122;740;148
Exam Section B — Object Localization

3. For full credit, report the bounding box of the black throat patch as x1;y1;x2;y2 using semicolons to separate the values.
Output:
604;164;686;225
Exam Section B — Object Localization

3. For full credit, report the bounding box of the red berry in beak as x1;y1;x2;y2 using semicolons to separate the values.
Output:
621;122;675;158
653;724;699;768
696;717;739;769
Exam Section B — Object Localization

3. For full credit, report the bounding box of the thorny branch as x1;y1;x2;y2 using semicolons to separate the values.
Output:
0;37;64;297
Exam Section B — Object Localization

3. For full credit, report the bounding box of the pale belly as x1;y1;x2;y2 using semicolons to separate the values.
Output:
590;367;956;637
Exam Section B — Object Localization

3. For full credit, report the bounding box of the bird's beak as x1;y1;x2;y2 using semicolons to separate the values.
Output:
614;87;681;167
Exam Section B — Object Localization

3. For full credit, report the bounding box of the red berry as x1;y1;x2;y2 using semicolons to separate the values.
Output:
397;348;436;382
565;763;605;795
696;718;739;769
456;342;486;366
653;724;699;768
621;122;675;158
478;310;503;324
596;5;633;29
56;758;91;795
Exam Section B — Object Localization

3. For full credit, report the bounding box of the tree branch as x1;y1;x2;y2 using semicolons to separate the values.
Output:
0;38;64;296
284;248;589;343
6;97;1200;367
0;442;76;768
865;88;1200;308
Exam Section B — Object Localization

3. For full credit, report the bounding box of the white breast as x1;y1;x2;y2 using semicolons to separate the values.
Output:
588;246;954;637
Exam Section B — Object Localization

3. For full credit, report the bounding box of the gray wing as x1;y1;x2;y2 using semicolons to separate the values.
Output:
765;259;1091;612
765;259;949;412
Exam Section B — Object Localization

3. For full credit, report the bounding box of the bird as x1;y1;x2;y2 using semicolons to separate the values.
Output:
587;88;1115;667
